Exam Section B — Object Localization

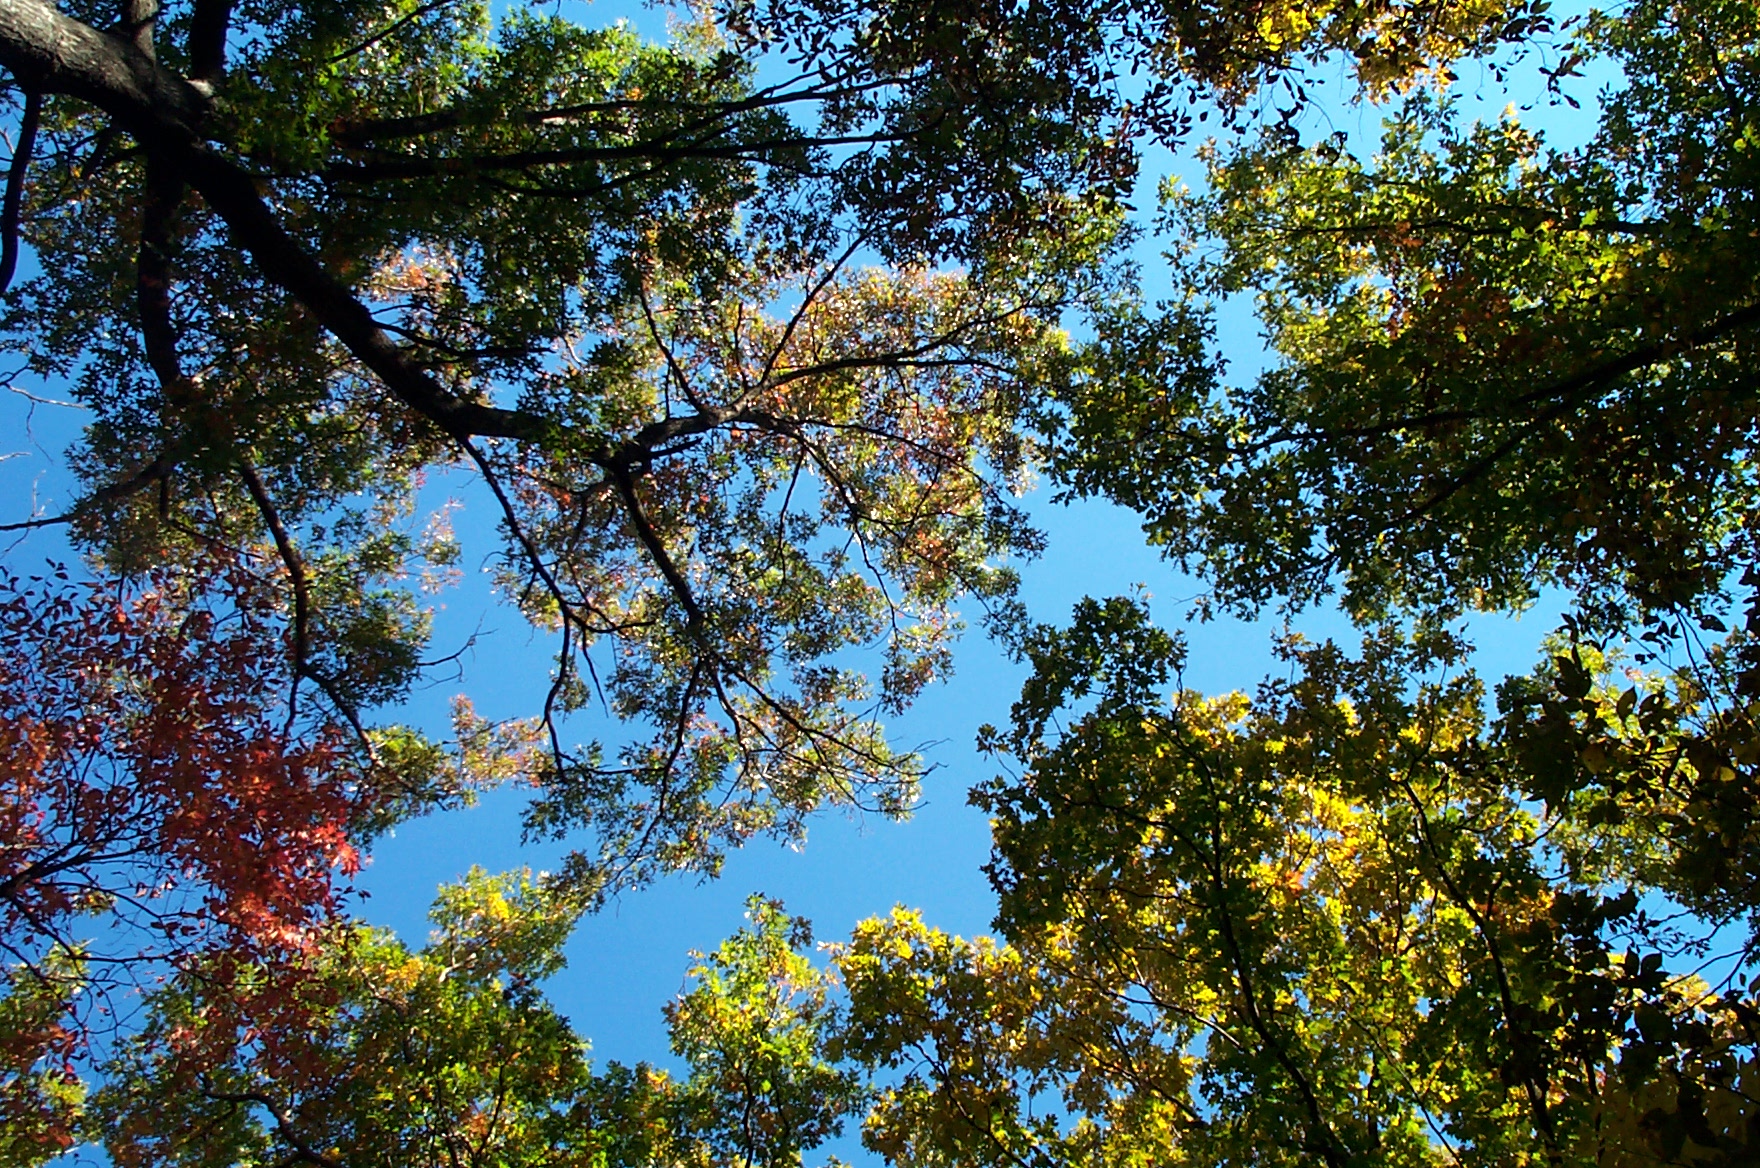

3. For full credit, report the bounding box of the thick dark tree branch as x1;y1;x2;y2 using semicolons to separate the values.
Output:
0;85;38;292
118;0;155;59
0;0;207;135
181;147;547;442
0;449;177;531
0;509;69;531
94;451;173;504
185;0;232;82
135;156;188;399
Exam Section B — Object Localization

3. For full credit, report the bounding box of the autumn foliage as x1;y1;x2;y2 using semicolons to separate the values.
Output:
0;562;372;1152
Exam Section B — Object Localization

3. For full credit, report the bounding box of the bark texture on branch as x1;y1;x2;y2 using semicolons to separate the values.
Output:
0;0;205;134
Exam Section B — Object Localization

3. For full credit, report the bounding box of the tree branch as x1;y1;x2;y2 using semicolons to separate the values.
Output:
0;86;39;292
610;460;704;630
322;124;922;184
118;0;155;59
237;458;311;727
0;0;207;136
328;72;898;147
185;0;232;82
1270;297;1760;454
181;145;546;441
200;1083;342;1168
135;155;189;402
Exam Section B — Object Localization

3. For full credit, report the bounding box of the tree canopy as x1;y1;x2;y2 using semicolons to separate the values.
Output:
5;0;1760;1162
0;0;1533;907
1055;0;1760;628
